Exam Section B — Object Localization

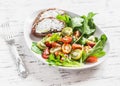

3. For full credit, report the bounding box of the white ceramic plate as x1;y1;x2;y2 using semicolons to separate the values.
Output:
24;9;110;70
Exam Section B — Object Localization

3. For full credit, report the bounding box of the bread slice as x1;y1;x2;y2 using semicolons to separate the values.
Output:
32;17;65;37
39;8;65;19
32;8;65;37
33;8;65;26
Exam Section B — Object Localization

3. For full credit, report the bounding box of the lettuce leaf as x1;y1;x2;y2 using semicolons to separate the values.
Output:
56;14;72;26
71;17;83;28
31;42;42;54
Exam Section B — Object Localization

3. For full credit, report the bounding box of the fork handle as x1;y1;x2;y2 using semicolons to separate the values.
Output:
11;44;28;78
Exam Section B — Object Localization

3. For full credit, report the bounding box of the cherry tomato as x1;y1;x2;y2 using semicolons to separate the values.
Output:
51;42;61;47
42;48;49;59
86;56;98;63
86;40;95;47
61;36;72;44
62;44;72;54
42;53;49;59
72;44;82;50
45;41;52;48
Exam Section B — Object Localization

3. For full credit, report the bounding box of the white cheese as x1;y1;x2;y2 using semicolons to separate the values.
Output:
36;18;65;33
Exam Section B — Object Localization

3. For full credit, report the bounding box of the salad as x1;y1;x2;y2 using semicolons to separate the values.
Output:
31;10;107;67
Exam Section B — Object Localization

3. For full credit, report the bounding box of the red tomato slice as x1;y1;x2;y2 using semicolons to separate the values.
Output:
72;44;82;50
42;48;50;59
61;36;72;44
51;42;61;47
45;41;52;48
86;56;98;63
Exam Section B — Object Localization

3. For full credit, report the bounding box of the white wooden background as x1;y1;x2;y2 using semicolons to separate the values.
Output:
0;0;120;86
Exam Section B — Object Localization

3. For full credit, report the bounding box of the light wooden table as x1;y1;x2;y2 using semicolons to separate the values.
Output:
0;0;120;86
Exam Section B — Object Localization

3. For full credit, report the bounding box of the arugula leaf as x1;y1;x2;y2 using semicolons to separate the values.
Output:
91;50;106;58
56;14;72;26
79;37;87;45
74;12;96;43
31;42;42;54
82;34;107;62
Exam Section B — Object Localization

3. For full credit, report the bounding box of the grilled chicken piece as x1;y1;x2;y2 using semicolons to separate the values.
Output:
32;17;65;37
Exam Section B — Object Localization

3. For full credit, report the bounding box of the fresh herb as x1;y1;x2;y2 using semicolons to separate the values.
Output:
79;37;87;45
91;50;106;58
56;14;72;26
74;12;96;43
31;42;42;54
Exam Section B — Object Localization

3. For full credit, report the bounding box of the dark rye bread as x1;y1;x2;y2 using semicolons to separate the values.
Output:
31;8;65;37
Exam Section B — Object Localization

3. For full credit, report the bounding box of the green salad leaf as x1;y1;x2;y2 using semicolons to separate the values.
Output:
47;53;83;67
74;12;96;43
91;50;106;58
71;17;83;28
46;33;61;42
82;34;107;62
56;14;72;26
31;42;42;54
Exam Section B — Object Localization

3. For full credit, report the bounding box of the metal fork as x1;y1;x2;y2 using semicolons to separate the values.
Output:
0;22;28;78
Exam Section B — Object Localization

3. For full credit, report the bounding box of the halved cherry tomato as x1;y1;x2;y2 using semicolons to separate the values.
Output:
42;48;49;59
42;53;48;59
45;41;52;48
72;44;82;50
86;40;95;47
86;56;98;63
62;44;72;54
60;36;72;44
51;42;61;47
